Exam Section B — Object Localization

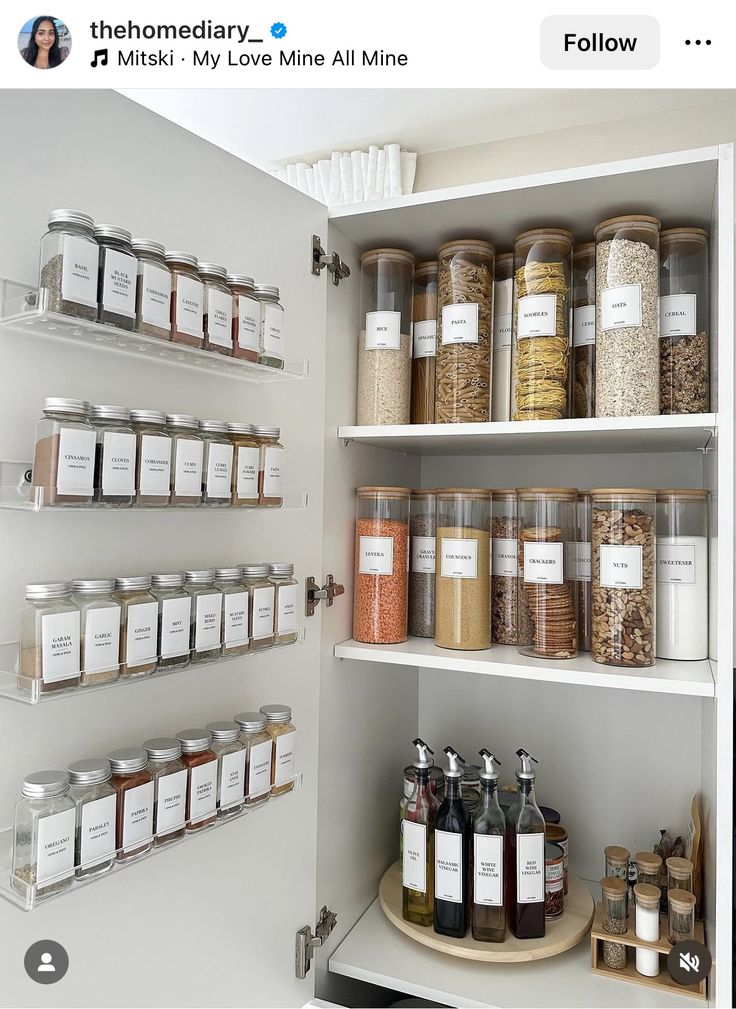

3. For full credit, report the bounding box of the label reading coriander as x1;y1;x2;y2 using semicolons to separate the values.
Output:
101;431;136;496
79;794;116;869
236;446;259;499
247;739;272;797
189;762;217;824
83;605;120;674
251;585;275;639
573;304;596;347
237;295;260;352
441;302;479;345
403;820;427;893
36;807;76;885
41;610;80;683
101;249;136;318
474;834;503;906
277;585;298;633
492;537;518;578
359;535;394;575
601;284;642;331
207;288;232;348
224;591;249;646
263;304;285;357
160;596;191;658
57;427;96;496
274;731;295;785
60;235;98;308
125;602;157;664
219;749;247;809
656;542;696;584
122;781;154;852
365;310;401;350
659;294;697;338
155;769;187;835
174;437;204;496
176;275;204;338
516;832;545;903
139;435;171;496
599;544;643;589
441;538;478;579
194;593;222;651
413;320;437;358
262;447;283;497
411;536;436;574
435;829;463;903
141;263;172;328
205;443;233;499
523;541;564;585
517;294;558;339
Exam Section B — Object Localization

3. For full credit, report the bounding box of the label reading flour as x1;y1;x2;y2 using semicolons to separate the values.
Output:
174;437;204;497
402;820;427;893
263;304;285;357
517;294;558;339
524;541;564;585
411;536;436;574
599;544;643;589
205;443;233;499
176;275;204;338
101;249;136;319
36;807;76;886
41;610;80;683
442;302;479;345
224;591;249;646
122;781;154;852
659;294;697;338
60;235;99;308
251;585;275;639
139;435;171;496
236;446;259;499
160;596;191;658
277;585;298;633
656;542;696;584
102;431;136;496
435;829;463;903
275;731;295;785
359;536;394;576
492;538;518;578
219;749;247;809
247;739;272;798
474;834;503;906
441;538;478;579
57;427;96;496
141;263;172;329
194;593;222;651
79;794;116;869
125;602;157;664
413;319;436;358
262;447;283;497
83;605;120;674
601;284;642;331
207;288;233;348
237;296;260;352
516;833;545;903
155;769;187;835
493;313;512;352
189;762;217;824
365;311;401;350
573;304;596;347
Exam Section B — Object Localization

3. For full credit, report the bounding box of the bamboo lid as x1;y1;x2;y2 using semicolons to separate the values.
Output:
438;238;495;258
656;489;708;501
413;261;438;280
492;488;517;498
594;214;662;239
356;486;411;498
668;888;696;913
634;883;661;908
436;487;491;499
666;856;694;878
496;251;514;265
360;248;415;267
517;487;577;501
410;488;437;498
660;227;709;248
591;488;657;500
573;242;595;259
515;227;574;245
600;876;627;897
635;851;662;871
604;845;630;865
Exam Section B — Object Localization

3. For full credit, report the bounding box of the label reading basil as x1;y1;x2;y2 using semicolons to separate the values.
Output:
413;319;436;358
441;538;478;579
523;541;564;585
236;445;259;499
601;284;642;331
251;585;275;639
435;829;463;903
41;610;80;683
60;235;99;308
80;794;116;869
224;591;249;646
176;275;204;338
82;605;120;674
441;302;479;345
492;537;518;578
247;739;272;798
141;263;172;329
36;807;76;885
516;832;545;903
174;437;204;497
403;820;427;893
474;833;503;906
359;535;394;576
573;304;596;347
411;536;436;574
125;601;157;664
155;769;187;834
160;595;191;658
237;295;260;352
139;435;171;497
205;442;233;499
659;294;697;338
102;431;136;496
101;249;136;318
517;294;557;339
194;593;222;651
57;427;96;496
599;544;643;589
219;749;247;809
365;310;400;350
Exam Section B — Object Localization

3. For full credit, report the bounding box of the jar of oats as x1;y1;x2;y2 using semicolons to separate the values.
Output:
595;215;661;417
591;489;656;667
659;228;709;414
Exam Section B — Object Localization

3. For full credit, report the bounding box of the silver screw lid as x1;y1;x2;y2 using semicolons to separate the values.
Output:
89;404;132;423
215;567;242;582
234;711;268;733
114;575;152;592
25;582;70;600
227;274;255;288
22;770;70;799
206;721;242;743
132;239;166;257
93;225;133;245
130;409;167;426
166;414;199;430
176;728;212;753
254;284;280;299
107;748;149;774
68;758;112;786
184;569;215;585
151;572;185;589
227;422;255;435
48;209;94;231
268;563;294;577
71;578;115;594
253;426;280;439
198;419;228;434
260;703;292;724
42;397;89;417
197;262;227;281
241;563;269;578
165;250;198;269
143;737;182;761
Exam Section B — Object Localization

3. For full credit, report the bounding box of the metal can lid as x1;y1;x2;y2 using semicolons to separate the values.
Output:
254;284;280;299
22;769;70;798
43;397;89;416
234;711;268;732
226;422;255;435
25;582;71;600
130;409;167;426
241;563;269;578
176;728;212;753
198;419;228;434
227;274;255;289
166;414;200;430
114;575;152;591
107;748;149;774
93;225;133;245
215;567;242;581
68;758;112;786
206;721;242;742
71;578;115;594
253;426;280;438
132;239;166;258
268;562;294;577
165;250;198;269
184;569;215;584
48;209;95;230
260;703;292;724
151;572;185;589
89;404;132;423
197;262;228;281
143;737;182;761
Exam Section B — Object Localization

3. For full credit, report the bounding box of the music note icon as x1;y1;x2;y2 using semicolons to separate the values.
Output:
90;49;108;68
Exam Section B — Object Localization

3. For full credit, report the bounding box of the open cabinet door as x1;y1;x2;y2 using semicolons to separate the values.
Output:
0;90;329;1008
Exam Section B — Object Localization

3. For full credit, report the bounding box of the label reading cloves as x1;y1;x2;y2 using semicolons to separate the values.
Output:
101;431;136;496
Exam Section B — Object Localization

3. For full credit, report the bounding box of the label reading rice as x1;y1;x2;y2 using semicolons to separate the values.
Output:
365;311;401;350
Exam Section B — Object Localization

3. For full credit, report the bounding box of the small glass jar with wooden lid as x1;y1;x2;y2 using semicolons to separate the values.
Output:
199;262;233;356
666;856;693;895
435;488;491;650
600;876;628;969
410;261;438;424
353;487;410;645
260;704;296;796
228;422;260;507
605;845;631;883
668;888;696;945
659;227;709;414
635;850;662;888
165;251;204;348
634;883;661;976
572;242;596;418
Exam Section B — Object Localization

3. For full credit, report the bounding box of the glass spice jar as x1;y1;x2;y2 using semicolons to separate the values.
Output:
436;488;491;650
228;273;260;362
176;729;218;831
166;250;204;347
636;851;663;888
150;573;191;670
269;562;299;645
605;846;631;891
167;414;204;506
20;582;81;698
241;563;275;649
184;569;223;664
142;737;187;846
408;489;436;639
634;883;661;977
667;856;694;895
206;721;246;817
132;239;172;340
255;284;285;369
113;575;158;678
199;262;233;356
491;252;514;422
572;242;596;418
573;492;592;652
67;758;116;878
353;487;410;645
32;397;96;506
215;567;250;656
94;225;137;331
255;426;284;507
659;228;709;415
107;748;154;862
90;404;136;508
436;239;494;424
410;261;438;424
656;489;708;661
601;876;628;970
228;423;260;507
71;578;121;686
39;209;99;321
491;489;518;645
12;770;76;900
131;409;171;507
199;419;234;506
668;888;696;945
260;704;296;796
235;711;272;808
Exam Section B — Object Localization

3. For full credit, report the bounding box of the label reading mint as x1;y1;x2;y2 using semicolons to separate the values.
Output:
205;442;233;499
278;585;298;633
194;592;222;651
656;542;696;584
160;596;191;658
573;304;596;347
262;447;283;497
224;591;249;646
82;605;120;674
570;542;591;582
101;249;136;318
517;294;558;339
359;535;394;576
59;235;99;308
237;296;260;352
274;731;295;786
155;769;187;835
516;832;545;903
247;739;272;798
176;274;204;338
189;762;217;824
79;794;116;869
36;807;76;886
141;263;172;329
236;445;259;499
251;585;275;639
122;781;154;852
435;829;463;903
365;310;401;350
442;302;479;345
474;834;503;906
659;294;697;338
101;431;136;496
411;536;436;574
57;427;96;496
402;820;427;893
41;610;80;683
601;284;642;331
207;288;232;348
174;437;204;497
263;304;285;357
126;601;157;664
441;538;478;579
524;541;564;585
492;537;518;578
139;434;171;497
600;544;643;589
219;749;247;810
413;320;437;358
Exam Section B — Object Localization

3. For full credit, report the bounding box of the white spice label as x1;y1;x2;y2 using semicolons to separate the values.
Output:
247;739;272;798
435;829;463;903
101;431;136;496
262;447;283;497
236;446;259;499
60;235;99;308
155;769;187;834
441;538;478;579
237;295;260;352
573;305;596;347
659;294;697;338
251;585;275;639
176;275;204;338
207;288;233;348
57;427;96;496
189;762;217;824
412;536;436;574
359;535;394;576
278;584;298;633
441;302;479;345
79;794;116;869
141;263;172;329
599;544;643;589
263;304;285;357
403;821;427;892
493;313;512;352
36;808;76;886
413;320;437;358
219;749;247;809
82;605;120;674
205;443;233;499
474;834;503;906
524;541;564;585
516;832;545;903
570;542;592;582
125;601;157;664
194;593;222;651
160;596;191;658
41;610;80;683
101;249;136;318
492;537;518;578
122;781;154;852
517;294;558;339
601;284;642;331
274;731;296;785
174;438;204;497
365;310;401;350
224;591;249;646
656;542;696;584
139;435;171;496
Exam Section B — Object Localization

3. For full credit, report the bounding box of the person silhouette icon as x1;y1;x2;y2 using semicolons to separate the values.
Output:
24;939;68;983
37;953;55;972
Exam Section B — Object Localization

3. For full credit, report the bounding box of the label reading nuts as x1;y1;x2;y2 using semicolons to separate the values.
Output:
599;544;643;589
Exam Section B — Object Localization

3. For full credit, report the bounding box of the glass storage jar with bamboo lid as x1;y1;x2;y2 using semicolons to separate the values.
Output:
411;261;438;424
635;850;662;888
39;209;98;321
435;488;491;650
32;397;96;506
255;284;285;369
228;422;259;507
516;488;578;659
20;582;81;697
511;229;573;421
600;876;628;969
358;248;415;426
668;888;696;944
594;215;661;418
260;703;296;796
604;845;631;882
94;225;137;331
133;239;171;340
666;856;693;894
228;273;260;362
591;489;656;668
435;239;495;424
199;262;233;356
656;488;708;661
131;410;171;507
234;710;272;807
491;489;518;645
492;252;514;422
572;242;596;418
353;487;410;645
408;489;436;639
659;227;709;414
165;251;204;347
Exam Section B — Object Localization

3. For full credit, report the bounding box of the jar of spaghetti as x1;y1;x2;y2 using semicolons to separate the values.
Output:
228;273;260;362
166;414;203;506
133;239;171;340
572;243;596;418
408;489;436;638
260;704;296;796
591;489;656;667
94;226;137;331
517;488;577;659
436;239;494;423
255;426;284;507
491;489;518;644
492;252;514;422
512;228;573;421
176;729;217;831
573;492;592;652
131;410;171;507
357;248;414;425
107;748;154;862
199;262;233;356
435;488;491;650
234;711;272;808
410;261;438;424
165;250;204;348
255;284;285;369
241;563;275;650
354;487;409;644
659;228;709;414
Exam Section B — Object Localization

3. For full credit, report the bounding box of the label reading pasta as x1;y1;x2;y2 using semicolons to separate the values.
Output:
413;320;437;358
601;284;642;331
441;538;478;579
573;305;596;347
359;536;394;575
441;302;479;345
659;294;697;338
523;542;564;584
599;544;643;589
517;294;558;338
365;311;401;350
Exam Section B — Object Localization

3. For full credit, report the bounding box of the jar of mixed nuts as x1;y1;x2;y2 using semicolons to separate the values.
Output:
89;404;136;508
70;578;121;686
228;422;259;507
601;876;628;969
142;737;187;846
234;711;272;808
206;721;246;817
260;704;296;796
94;225;137;331
166;414;203;506
32;397;95;506
176;728;218;831
183;569;222;664
132;239;171;340
659;228;709;414
12;770;76;900
166;250;204;347
255;426;284;507
113;575;158;678
269;562;299;645
435;488;491;650
150;573;191;670
255;284;285;369
228;273;260;361
241;563;275;649
199;419;234;506
491;489;518;645
215;567;249;656
20;582;81;698
131;409;171;507
68;758;116;877
199;262;233;356
39;209;99;321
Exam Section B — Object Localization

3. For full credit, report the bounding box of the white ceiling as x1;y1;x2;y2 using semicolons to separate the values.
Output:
121;89;732;170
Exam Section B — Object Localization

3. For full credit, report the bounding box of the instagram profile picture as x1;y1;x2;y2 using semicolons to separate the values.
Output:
19;16;71;69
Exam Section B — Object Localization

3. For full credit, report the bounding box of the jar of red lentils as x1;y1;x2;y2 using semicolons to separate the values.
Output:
353;487;409;644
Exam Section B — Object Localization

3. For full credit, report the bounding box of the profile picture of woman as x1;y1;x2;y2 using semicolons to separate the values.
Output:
19;16;71;69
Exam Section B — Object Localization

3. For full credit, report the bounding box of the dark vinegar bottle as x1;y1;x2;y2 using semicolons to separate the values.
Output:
471;749;506;942
506;748;546;939
434;746;469;938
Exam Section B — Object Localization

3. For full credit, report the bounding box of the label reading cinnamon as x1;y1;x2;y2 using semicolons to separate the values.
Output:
194;593;222;651
224;591;249;646
207;288;233;348
60;235;99;308
101;431;136;496
205;443;233;499
251;585;275;639
160;596;191;658
122;781;154;852
263;303;284;357
247;739;272;798
262;447;283;497
274;730;295;785
41;610;80;683
277;584;298;633
57;427;96;496
82;605;121;674
101;249;136;318
237;295;260;352
139;434;171;496
141;263;172;329
125;601;157;664
219;749;247;809
174;437;204;497
176;274;204;338
236;446;259;499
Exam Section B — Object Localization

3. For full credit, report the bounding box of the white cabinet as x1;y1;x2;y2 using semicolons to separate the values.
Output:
0;92;731;1009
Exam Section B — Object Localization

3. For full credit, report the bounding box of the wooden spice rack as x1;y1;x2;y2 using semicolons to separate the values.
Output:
590;902;706;1000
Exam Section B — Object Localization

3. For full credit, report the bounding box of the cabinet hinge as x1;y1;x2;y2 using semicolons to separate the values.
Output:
312;235;351;285
305;574;345;617
295;905;338;979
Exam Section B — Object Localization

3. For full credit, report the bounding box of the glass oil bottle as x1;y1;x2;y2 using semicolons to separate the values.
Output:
402;738;438;927
434;746;470;938
506;748;546;939
471;750;506;942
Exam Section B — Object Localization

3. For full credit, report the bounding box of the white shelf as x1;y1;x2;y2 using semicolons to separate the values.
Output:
329;897;703;1008
334;639;715;698
338;415;716;457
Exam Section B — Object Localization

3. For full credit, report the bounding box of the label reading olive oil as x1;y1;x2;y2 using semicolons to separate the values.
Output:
403;820;427;893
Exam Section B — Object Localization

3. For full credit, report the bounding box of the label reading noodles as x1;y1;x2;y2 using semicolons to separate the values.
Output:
492;537;518;578
359;535;394;576
517;294;558;339
441;302;479;345
141;263;172;329
659;294;697;338
41;610;80;683
523;541;564;585
601;284;642;331
411;536;436;574
176;275;204;338
441;538;478;579
60;235;99;308
474;834;503;906
102;431;136;496
160;596;191;658
139;435;171;496
413;319;437;358
435;829;463;903
101;249;136;318
79;794;116;869
599;544;643;589
573;304;596;347
365;311;401;350
57;427;96;496
83;605;121;674
656;542;696;584
516;832;545;903
402;820;427;893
